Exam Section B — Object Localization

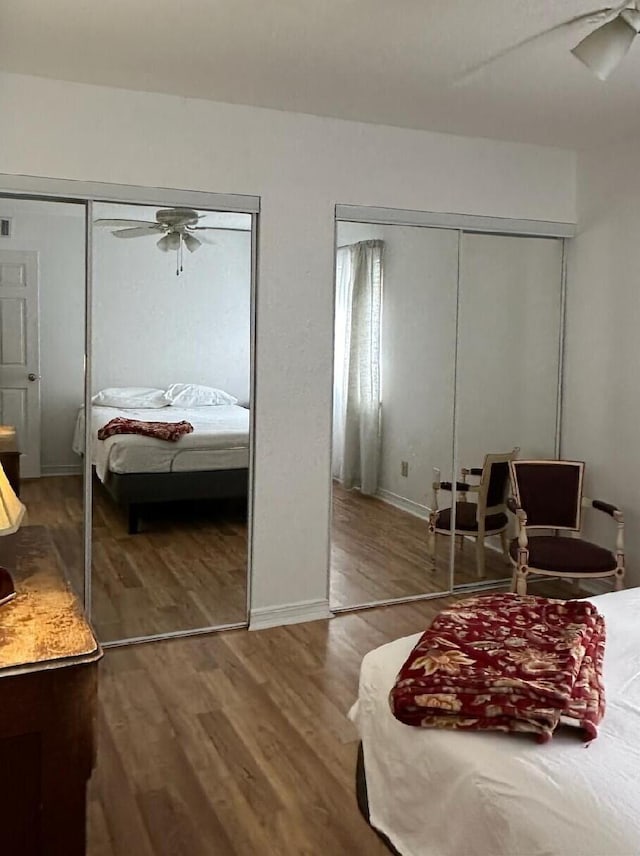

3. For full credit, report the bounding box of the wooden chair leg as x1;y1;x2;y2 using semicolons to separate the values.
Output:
514;568;528;595
427;515;437;570
475;536;485;579
500;530;510;565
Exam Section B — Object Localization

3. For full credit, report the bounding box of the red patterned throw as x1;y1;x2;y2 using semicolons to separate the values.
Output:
97;417;194;442
389;593;605;742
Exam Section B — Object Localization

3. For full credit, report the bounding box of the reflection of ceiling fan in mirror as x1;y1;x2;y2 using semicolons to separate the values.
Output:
94;208;221;275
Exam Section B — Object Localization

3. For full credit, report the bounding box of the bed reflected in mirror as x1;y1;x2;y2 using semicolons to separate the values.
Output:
86;202;252;642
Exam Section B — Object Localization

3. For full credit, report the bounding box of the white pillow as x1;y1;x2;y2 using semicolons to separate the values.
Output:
163;383;238;407
91;387;169;409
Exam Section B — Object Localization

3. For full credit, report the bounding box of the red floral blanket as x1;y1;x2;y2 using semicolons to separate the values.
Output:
389;593;605;742
97;417;194;442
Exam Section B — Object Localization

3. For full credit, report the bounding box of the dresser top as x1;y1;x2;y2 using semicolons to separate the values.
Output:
0;526;101;677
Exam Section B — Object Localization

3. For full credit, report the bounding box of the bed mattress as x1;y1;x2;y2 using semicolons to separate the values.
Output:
349;587;640;856
73;405;249;481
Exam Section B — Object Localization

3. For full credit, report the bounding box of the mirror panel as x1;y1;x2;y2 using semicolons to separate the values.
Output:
90;201;252;641
454;233;563;586
330;221;458;609
0;197;87;602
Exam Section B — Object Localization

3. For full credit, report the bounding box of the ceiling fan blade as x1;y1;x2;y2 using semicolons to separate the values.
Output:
111;226;165;238
94;218;158;227
455;5;630;83
182;233;201;253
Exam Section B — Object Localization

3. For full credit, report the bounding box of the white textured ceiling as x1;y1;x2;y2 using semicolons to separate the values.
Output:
1;0;639;149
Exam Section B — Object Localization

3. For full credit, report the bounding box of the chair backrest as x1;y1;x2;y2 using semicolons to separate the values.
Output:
478;448;520;516
509;459;584;530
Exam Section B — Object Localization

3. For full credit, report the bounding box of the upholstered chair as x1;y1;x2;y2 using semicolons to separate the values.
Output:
428;449;519;578
508;460;625;595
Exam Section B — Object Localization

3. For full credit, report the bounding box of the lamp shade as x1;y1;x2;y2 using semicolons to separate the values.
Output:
571;14;638;81
0;463;25;536
156;232;181;252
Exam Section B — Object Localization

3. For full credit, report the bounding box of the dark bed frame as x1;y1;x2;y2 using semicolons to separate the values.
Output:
356;742;401;855
99;467;249;534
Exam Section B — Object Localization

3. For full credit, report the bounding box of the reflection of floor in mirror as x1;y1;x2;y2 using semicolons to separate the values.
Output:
21;475;248;642
331;484;599;608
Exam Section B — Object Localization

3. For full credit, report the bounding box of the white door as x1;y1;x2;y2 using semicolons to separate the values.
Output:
0;250;40;478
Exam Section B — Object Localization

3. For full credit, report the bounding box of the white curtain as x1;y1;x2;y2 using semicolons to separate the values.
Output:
332;239;383;495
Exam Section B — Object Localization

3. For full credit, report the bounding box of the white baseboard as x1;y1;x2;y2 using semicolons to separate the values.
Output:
40;464;83;477
249;598;332;631
376;488;430;521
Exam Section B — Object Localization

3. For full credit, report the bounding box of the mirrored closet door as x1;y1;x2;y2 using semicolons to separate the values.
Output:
0;195;87;604
90;201;254;642
454;233;563;588
329;209;568;611
330;220;458;610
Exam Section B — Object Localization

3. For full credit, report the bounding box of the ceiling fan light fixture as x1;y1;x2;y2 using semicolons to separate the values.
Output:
157;232;181;252
182;232;201;253
571;13;638;80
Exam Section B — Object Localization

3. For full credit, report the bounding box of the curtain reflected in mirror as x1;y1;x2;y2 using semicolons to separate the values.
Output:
0;197;87;602
454;233;563;586
330;222;457;609
88;202;252;641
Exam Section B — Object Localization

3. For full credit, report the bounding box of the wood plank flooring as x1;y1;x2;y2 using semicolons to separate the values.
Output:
89;576;591;856
21;476;248;642
331;483;514;609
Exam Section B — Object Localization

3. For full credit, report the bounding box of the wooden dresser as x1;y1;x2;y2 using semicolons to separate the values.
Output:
0;526;102;856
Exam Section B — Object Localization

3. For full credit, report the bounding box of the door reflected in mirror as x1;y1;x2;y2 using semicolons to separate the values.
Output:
330;221;458;609
0;197;86;603
88;202;253;641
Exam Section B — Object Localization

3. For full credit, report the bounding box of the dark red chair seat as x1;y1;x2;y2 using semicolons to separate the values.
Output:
509;535;617;573
436;502;508;533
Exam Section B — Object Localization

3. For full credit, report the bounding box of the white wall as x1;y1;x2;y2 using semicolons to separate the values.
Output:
564;141;640;585
93;203;251;402
0;197;85;474
0;71;576;618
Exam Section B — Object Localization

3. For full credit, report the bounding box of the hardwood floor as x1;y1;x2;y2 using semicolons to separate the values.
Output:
331;484;515;609
89;576;592;856
21;476;248;642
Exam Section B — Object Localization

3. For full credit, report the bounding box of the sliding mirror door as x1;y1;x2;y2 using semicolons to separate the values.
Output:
90;202;253;642
454;233;563;587
0;196;86;602
330;221;458;610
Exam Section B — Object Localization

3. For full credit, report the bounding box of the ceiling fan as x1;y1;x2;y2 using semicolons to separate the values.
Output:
94;207;219;275
460;2;640;82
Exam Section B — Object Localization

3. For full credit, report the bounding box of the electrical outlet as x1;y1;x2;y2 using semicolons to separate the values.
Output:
401;461;409;477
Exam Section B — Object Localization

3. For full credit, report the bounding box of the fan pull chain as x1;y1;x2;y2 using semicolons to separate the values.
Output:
176;236;184;276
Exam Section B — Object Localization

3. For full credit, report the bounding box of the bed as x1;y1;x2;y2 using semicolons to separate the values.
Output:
73;403;250;533
350;587;640;856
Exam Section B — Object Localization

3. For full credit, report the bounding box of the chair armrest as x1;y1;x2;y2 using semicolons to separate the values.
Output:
440;481;473;493
583;497;624;521
460;467;483;478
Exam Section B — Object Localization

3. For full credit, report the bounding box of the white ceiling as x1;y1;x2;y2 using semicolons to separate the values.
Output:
1;0;640;150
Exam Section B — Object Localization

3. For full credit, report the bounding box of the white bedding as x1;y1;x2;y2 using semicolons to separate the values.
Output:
73;404;249;482
350;587;640;856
